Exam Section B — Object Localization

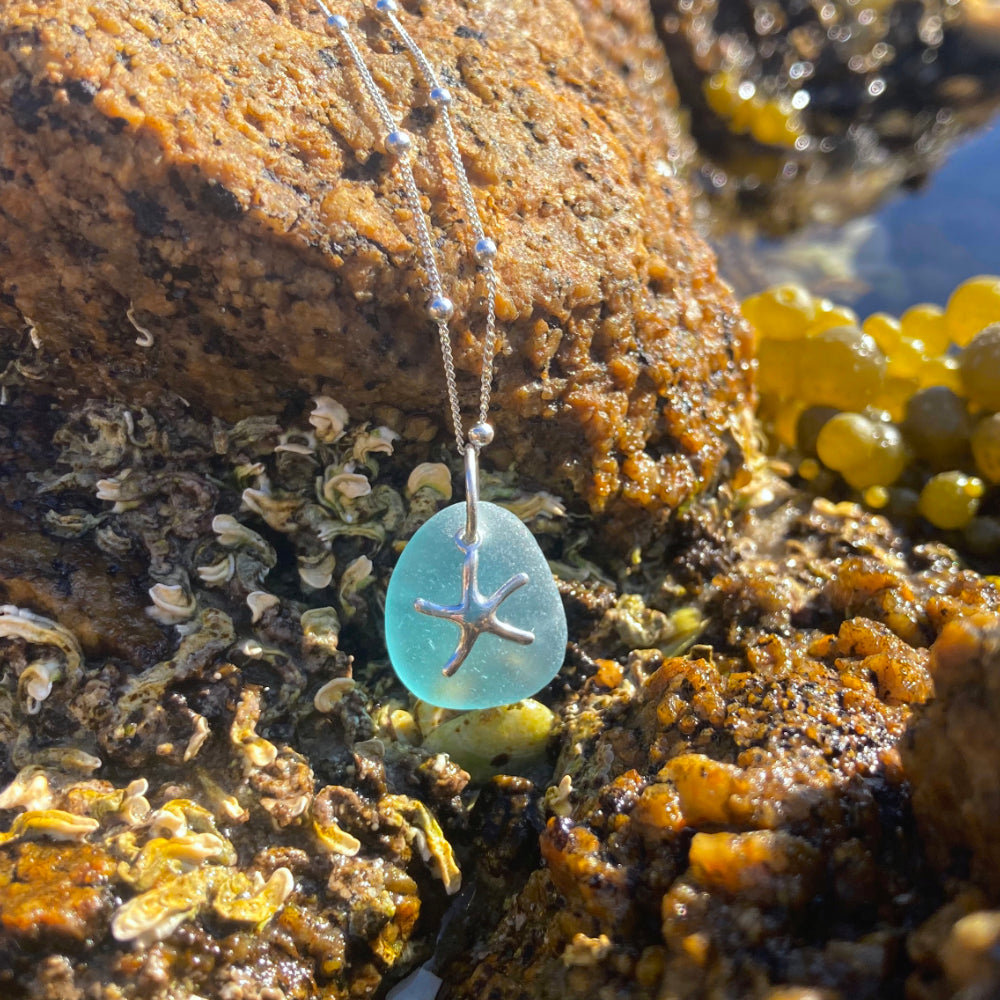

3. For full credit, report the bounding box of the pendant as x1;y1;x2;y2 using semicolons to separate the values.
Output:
385;447;567;710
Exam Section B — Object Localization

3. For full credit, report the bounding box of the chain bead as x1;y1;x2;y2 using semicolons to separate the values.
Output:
428;296;455;321
469;422;494;447
473;237;497;264
374;0;399;11
429;86;453;107
384;130;412;156
328;13;348;29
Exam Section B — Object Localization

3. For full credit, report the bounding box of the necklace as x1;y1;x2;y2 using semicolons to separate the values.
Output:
318;0;567;710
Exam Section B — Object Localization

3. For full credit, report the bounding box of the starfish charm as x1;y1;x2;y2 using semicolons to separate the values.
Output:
414;532;535;677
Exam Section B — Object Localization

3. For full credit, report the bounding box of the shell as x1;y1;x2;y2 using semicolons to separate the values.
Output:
196;554;236;586
312;818;362;857
499;491;566;521
421;699;557;783
183;714;211;762
406;462;453;499
111;867;215;946
544;774;574;819
309;396;350;443
146;583;198;625
246;591;280;624
381;795;461;895
0;809;99;845
339;555;374;616
18;658;61;714
314;677;357;713
301;607;341;657
212;514;270;553
275;430;317;456
148;799;221;839
123;833;237;892
120;779;152;826
0;767;55;812
353;426;399;463
0;605;83;674
230;689;278;769
322;467;372;503
211;867;294;924
241;487;303;532
298;551;336;590
95;470;142;512
0;606;83;712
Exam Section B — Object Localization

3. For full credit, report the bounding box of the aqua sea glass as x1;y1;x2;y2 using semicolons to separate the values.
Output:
385;501;567;710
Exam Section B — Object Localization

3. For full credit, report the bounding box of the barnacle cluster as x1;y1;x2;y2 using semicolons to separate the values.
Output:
748;275;1000;557
0;388;580;997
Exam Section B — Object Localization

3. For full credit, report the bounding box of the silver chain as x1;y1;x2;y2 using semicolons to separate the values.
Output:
315;0;500;454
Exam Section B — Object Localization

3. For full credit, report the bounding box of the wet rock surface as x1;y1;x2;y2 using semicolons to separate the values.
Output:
0;0;753;552
444;493;1000;999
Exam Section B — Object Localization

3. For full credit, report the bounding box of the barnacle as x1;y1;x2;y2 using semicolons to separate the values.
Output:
146;582;198;625
211;867;294;924
314;677;357;713
301;607;341;657
111;867;216;947
406;462;453;498
312;817;362;857
338;555;374;617
0;810;99;845
309;396;350;443
0;605;84;714
246;591;280;623
380;795;461;895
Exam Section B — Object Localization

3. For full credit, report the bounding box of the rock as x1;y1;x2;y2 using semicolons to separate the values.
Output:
0;0;754;553
902;615;1000;897
444;497;1000;999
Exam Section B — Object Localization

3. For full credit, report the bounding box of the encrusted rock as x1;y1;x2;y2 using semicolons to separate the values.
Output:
0;0;754;552
902;615;1000;897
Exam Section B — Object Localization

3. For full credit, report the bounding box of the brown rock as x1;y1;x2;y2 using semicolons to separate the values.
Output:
902;615;1000;898
0;506;167;668
0;0;753;552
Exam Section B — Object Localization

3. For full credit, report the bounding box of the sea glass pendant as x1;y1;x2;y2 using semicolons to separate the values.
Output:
386;449;567;710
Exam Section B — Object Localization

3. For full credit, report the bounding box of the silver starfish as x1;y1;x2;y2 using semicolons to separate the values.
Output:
414;533;534;677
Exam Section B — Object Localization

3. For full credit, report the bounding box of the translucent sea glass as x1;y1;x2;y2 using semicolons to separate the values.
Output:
385;501;567;710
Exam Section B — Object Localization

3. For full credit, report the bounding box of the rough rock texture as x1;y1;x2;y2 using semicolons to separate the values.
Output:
443;494;1000;999
0;0;754;553
902;616;1000;899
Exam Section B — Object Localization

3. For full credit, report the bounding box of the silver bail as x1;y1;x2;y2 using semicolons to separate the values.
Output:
463;444;480;545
